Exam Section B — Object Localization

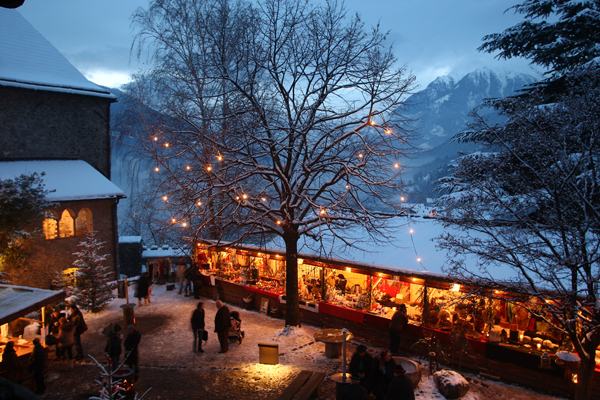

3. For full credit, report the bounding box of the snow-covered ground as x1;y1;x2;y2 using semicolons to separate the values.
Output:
62;283;567;400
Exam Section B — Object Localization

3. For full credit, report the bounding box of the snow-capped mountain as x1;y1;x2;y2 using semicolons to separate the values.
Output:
396;67;541;202
400;67;541;164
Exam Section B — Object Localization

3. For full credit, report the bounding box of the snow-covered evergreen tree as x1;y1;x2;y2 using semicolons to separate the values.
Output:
70;232;116;313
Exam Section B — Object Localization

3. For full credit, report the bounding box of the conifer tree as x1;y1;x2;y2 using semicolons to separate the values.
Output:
71;232;116;313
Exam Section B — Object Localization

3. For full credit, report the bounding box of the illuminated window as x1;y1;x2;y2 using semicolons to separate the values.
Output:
43;211;58;240
75;208;93;236
59;209;75;238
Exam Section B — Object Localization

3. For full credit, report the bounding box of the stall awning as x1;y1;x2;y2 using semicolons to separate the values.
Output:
0;284;66;326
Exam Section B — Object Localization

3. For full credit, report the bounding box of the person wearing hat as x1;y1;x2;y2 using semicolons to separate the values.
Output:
335;274;348;294
336;374;370;400
348;344;374;393
372;350;397;400
124;324;142;381
105;323;123;368
386;365;414;400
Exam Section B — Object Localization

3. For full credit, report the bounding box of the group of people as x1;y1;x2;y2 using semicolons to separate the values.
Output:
190;299;233;354
338;345;414;400
177;258;201;298
0;303;87;395
105;323;142;381
47;304;87;364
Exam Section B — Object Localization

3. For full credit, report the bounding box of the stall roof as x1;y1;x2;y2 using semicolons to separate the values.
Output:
0;284;66;326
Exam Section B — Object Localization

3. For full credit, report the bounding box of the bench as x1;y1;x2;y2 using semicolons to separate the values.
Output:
275;370;326;400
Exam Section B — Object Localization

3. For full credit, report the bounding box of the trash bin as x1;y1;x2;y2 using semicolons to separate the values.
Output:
243;295;253;310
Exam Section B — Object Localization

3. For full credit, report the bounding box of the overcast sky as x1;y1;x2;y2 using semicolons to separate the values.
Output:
17;0;535;90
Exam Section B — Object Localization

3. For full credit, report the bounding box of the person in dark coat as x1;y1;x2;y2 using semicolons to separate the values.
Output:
214;300;231;353
106;324;122;368
69;304;87;361
371;350;397;400
2;341;23;383
337;374;370;400
191;302;205;353
137;273;150;306
56;317;75;362
47;309;64;355
348;345;374;393
386;365;415;400
28;338;46;395
389;304;408;355
124;324;142;381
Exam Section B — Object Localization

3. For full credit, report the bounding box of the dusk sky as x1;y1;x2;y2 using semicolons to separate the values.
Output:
18;0;537;90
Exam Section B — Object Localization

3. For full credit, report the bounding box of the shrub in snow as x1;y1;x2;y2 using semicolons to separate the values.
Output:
433;369;469;399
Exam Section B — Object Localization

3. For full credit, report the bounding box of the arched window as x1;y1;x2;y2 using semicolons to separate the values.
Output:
43;211;58;240
76;208;93;236
59;209;75;238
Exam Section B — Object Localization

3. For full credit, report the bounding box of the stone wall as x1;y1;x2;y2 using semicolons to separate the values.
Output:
7;198;120;289
0;86;113;178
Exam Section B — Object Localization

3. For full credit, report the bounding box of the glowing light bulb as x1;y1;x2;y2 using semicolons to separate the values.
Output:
242;194;248;199
370;120;376;126
385;128;392;135
409;228;414;234
400;196;405;201
182;222;187;227
236;196;240;200
171;218;176;223
186;166;191;170
358;153;363;158
276;220;281;225
417;257;421;262
165;143;169;148
197;201;202;206
261;197;266;202
345;184;350;189
394;163;400;168
155;167;159;172
217;156;223;161
207;166;212;172
153;137;158;141
163;196;168;201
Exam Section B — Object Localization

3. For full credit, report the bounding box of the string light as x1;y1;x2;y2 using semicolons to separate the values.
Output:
242;194;248;199
182;222;187;227
217;155;223;161
400;196;405;201
370;120;376;126
165;143;170;148
409;228;414;234
197;201;202;206
261;197;267;202
417;257;421;262
186;166;191;170
207;166;212;172
385;128;392;135
358;153;363;158
163;195;168;201
276;220;281;225
171;218;176;224
394;163;400;168
153;137;158;141
155;167;159;172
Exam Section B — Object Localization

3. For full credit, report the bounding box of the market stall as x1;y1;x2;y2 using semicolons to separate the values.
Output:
0;284;66;366
192;240;597;397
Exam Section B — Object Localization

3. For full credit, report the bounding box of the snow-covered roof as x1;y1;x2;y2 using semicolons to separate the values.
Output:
0;160;126;201
142;246;188;260
0;8;115;100
119;236;143;244
0;284;65;326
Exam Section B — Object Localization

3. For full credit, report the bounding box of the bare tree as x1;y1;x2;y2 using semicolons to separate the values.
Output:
130;0;416;326
438;68;600;400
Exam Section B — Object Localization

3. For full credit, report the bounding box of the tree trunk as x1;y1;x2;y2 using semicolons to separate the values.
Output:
575;346;596;400
283;230;300;326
